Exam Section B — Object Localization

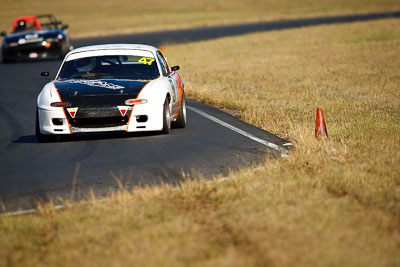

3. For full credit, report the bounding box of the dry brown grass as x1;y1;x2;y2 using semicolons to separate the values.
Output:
166;17;400;216
1;1;400;265
0;0;399;37
1;17;400;266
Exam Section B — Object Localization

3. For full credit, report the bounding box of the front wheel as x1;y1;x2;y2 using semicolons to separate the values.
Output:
36;109;57;143
160;98;171;134
2;54;14;63
172;92;186;129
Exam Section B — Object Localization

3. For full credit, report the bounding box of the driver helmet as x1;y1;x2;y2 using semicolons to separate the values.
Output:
16;20;26;31
75;57;96;73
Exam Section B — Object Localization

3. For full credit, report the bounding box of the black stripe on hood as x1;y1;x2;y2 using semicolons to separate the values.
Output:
54;79;150;108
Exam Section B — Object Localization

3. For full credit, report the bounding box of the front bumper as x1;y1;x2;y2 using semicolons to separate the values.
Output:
38;103;164;135
3;41;63;61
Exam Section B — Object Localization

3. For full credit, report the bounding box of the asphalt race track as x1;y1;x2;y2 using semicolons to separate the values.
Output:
1;11;398;212
0;57;290;212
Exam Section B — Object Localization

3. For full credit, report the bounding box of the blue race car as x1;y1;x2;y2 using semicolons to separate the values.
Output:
1;14;72;62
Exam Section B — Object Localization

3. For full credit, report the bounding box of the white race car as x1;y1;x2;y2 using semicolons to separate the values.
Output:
36;44;186;142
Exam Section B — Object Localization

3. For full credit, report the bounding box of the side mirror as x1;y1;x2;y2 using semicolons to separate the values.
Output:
62;24;69;30
171;65;180;72
41;72;50;77
0;31;6;37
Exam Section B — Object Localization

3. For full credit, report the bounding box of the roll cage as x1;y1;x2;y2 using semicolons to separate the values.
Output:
12;14;67;32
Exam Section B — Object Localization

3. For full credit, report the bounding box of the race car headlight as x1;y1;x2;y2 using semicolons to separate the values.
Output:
7;42;18;47
18;38;27;45
42;41;52;49
125;99;147;105
50;101;71;107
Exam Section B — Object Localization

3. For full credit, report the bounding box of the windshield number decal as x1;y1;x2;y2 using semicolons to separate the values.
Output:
138;57;155;65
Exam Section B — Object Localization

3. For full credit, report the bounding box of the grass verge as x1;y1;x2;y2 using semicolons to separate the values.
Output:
1;16;400;266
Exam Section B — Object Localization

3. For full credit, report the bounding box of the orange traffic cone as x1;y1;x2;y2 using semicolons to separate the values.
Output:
315;108;328;140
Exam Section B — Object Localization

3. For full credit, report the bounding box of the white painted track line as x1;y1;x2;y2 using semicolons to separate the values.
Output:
1;198;112;217
187;106;289;156
2;107;289;217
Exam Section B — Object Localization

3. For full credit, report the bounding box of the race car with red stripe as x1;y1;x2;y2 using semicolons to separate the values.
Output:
36;44;186;142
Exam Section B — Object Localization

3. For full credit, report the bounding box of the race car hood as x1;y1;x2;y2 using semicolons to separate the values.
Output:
54;79;150;108
3;29;65;44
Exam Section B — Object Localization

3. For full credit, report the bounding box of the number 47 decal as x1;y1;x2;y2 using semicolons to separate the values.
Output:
138;57;155;65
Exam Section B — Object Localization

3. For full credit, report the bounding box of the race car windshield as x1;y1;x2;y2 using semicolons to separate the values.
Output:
58;55;160;80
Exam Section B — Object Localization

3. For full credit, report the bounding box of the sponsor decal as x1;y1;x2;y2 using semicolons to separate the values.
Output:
62;79;125;90
67;107;78;118
117;106;129;116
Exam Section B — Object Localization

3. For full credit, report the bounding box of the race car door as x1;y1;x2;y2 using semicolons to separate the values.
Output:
156;51;179;113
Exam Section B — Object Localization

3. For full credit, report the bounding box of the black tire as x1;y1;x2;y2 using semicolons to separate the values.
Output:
160;98;171;134
36;109;57;143
59;51;65;60
59;45;68;59
2;55;14;63
2;49;16;63
172;92;186;129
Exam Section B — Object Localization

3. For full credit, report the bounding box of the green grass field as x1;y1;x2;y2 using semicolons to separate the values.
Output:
1;1;400;266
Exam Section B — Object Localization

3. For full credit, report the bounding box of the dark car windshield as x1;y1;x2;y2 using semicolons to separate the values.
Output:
58;55;160;80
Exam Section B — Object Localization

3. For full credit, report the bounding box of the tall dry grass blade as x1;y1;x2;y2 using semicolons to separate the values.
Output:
110;170;124;191
0;197;6;212
70;162;81;201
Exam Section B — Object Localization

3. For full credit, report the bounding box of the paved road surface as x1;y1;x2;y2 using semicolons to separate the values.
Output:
1;11;398;212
